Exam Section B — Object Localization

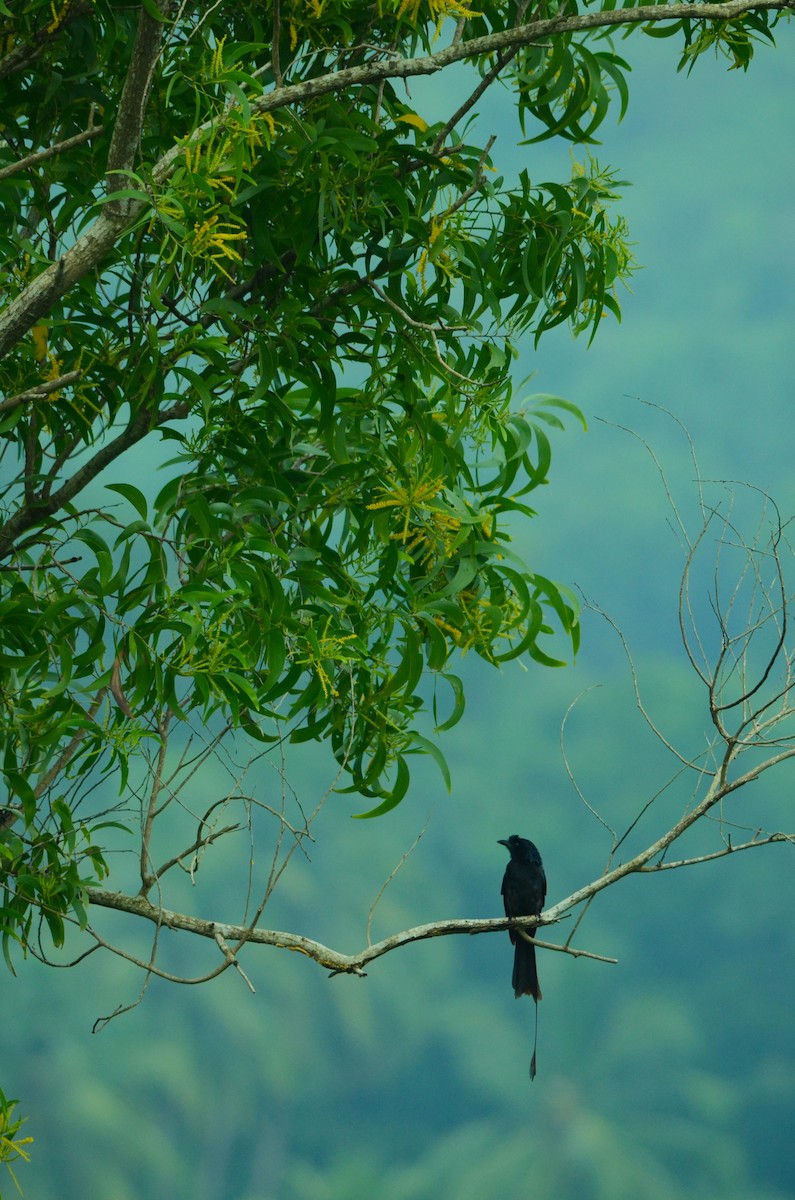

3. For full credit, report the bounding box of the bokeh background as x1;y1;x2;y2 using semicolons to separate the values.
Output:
5;29;795;1200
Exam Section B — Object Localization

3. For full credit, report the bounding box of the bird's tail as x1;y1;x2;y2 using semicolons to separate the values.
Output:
512;936;542;1001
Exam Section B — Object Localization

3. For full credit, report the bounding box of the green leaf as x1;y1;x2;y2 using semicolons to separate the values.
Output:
105;483;149;520
352;756;411;818
407;733;451;793
433;672;466;733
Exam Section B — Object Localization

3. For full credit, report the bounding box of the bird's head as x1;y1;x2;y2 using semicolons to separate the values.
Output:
498;834;542;863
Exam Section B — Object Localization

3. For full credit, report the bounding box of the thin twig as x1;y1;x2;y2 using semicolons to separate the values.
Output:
214;931;256;992
366;821;429;946
272;0;283;87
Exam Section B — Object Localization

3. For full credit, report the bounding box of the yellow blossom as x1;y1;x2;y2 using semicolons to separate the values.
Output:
396;0;482;26
189;215;247;281
46;0;70;34
210;35;226;76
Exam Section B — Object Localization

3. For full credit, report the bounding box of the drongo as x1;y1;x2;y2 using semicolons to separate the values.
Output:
498;834;546;1001
499;834;547;1078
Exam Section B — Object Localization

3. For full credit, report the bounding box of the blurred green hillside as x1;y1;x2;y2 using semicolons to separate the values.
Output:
5;32;795;1200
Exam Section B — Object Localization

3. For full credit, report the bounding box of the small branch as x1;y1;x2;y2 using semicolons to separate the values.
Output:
438;135;496;222
517;931;617;965
272;0;284;87
714;495;787;715
0;397;189;559
0;371;83;415
431;52;518;155
559;683;616;841
366;822;428;946
0;127;106;183
87;922;233;991
34;691;106;799
153;824;242;882
636;831;793;870
23;408;39;505
214;931;256;992
545;743;795;927
366;279;469;334
587;594;699;769
140;715;172;893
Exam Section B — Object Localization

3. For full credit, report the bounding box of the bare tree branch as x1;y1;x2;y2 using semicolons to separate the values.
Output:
84;888;612;976
247;2;795;123
636;832;793;870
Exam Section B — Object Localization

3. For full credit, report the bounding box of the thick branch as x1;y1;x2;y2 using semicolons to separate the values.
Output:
85;888;611;975
83;734;795;978
0;2;172;359
248;1;793;119
106;1;173;201
0;211;134;361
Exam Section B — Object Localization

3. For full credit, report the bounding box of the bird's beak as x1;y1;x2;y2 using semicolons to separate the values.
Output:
497;839;510;848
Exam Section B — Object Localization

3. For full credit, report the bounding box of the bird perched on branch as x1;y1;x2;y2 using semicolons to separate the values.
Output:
498;834;546;999
499;834;546;1077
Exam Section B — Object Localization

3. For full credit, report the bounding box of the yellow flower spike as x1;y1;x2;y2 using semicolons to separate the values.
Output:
367;473;445;513
316;662;336;699
187;215;247;282
317;631;358;658
297;623;359;702
434;616;462;642
46;0;70;35
417;212;460;292
211;36;226;77
396;0;482;37
44;351;63;398
417;246;430;292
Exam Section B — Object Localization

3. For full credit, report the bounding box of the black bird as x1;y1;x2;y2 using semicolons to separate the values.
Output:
499;835;547;1079
498;835;546;1001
